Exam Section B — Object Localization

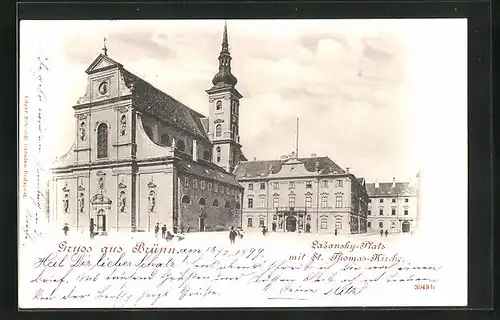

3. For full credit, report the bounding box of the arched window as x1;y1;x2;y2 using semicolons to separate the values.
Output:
216;147;222;162
181;195;191;204
97;123;108;158
160;133;170;145
215;124;222;137
224;201;231;208
213;199;219;207
216;100;222;110
203;151;210;161
177;140;186;151
199;198;206;206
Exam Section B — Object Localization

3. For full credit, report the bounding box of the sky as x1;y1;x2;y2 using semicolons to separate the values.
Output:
19;19;467;183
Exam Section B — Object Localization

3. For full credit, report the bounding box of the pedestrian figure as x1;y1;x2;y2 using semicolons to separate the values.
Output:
180;225;184;234
229;227;237;244
154;223;160;239
63;223;69;236
173;226;178;234
335;228;338;236
272;222;276;232
380;229;384;237
262;226;267;236
161;224;167;239
165;231;174;242
89;218;95;239
238;228;244;239
385;229;388;237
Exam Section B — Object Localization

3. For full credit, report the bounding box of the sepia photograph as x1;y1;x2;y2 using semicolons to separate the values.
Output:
18;19;467;308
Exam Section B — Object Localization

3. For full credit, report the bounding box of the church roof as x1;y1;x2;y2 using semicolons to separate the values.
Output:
365;182;416;197
234;156;346;179
120;68;210;142
176;153;243;188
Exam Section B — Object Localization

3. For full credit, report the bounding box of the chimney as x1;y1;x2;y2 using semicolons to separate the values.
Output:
253;157;257;161
310;153;317;157
192;139;198;162
346;167;350;173
375;179;379;188
392;177;396;188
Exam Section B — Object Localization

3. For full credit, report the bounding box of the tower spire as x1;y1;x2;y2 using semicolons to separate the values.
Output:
210;20;237;88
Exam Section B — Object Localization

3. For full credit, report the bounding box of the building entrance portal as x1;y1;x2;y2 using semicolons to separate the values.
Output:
286;216;297;232
402;221;410;233
97;212;106;232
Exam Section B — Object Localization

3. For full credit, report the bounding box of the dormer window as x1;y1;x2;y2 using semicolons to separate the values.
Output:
216;100;222;110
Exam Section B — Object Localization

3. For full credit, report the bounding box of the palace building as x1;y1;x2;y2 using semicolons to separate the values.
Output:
49;23;246;233
365;178;418;233
233;154;369;234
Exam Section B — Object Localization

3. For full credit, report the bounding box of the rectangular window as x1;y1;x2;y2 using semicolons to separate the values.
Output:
392;198;396;203
391;220;396;228
260;183;266;190
184;177;189;187
259;218;265;227
405;198;409;203
248;198;253;208
305;196;312;208
214;184;218;193
208;182;212;191
379;199;384;203
391;209;396;216
289;197;295;208
260;197;266;208
248;183;253;190
321;218;327;229
225;187;229;195
335;180;343;188
306;181;312;188
273;197;279;208
379;221;383;228
200;181;205;190
321;196;328;208
335;196;343;208
379;209;384;216
368;199;372;203
273;182;279;189
322;180;328;188
367;221;372;228
193;179;198;189
335;217;342;230
289;181;295;189
247;217;253;227
367;210;371;216
404;210;408;215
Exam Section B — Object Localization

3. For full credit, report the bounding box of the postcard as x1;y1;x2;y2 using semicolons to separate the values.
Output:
18;19;468;308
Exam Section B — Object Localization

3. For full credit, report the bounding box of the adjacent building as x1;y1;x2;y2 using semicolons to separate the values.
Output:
49;23;245;234
234;154;369;234
365;178;418;233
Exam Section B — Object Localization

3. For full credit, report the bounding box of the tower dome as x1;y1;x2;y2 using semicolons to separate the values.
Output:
211;21;238;88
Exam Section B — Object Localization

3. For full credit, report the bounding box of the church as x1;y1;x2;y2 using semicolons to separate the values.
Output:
49;23;247;233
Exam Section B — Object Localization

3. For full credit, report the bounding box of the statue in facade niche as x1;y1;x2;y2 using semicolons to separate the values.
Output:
119;191;126;212
98;177;104;190
63;194;69;213
148;191;156;212
120;115;127;136
79;122;86;141
78;193;84;213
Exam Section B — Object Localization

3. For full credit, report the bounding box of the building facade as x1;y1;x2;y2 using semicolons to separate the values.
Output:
366;178;418;233
234;154;369;234
49;24;245;234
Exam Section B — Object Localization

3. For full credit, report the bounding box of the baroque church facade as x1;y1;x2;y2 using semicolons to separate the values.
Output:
49;23;246;233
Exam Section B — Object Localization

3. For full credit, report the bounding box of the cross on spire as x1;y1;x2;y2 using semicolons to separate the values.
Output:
102;37;108;56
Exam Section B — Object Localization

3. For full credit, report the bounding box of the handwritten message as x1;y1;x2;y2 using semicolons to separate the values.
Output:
20;239;442;308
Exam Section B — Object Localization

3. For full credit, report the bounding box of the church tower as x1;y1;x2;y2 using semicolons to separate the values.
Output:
206;21;244;174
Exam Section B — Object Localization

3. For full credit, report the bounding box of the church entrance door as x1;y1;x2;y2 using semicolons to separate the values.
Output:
199;217;205;232
286;216;297;232
402;221;410;233
97;212;106;232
